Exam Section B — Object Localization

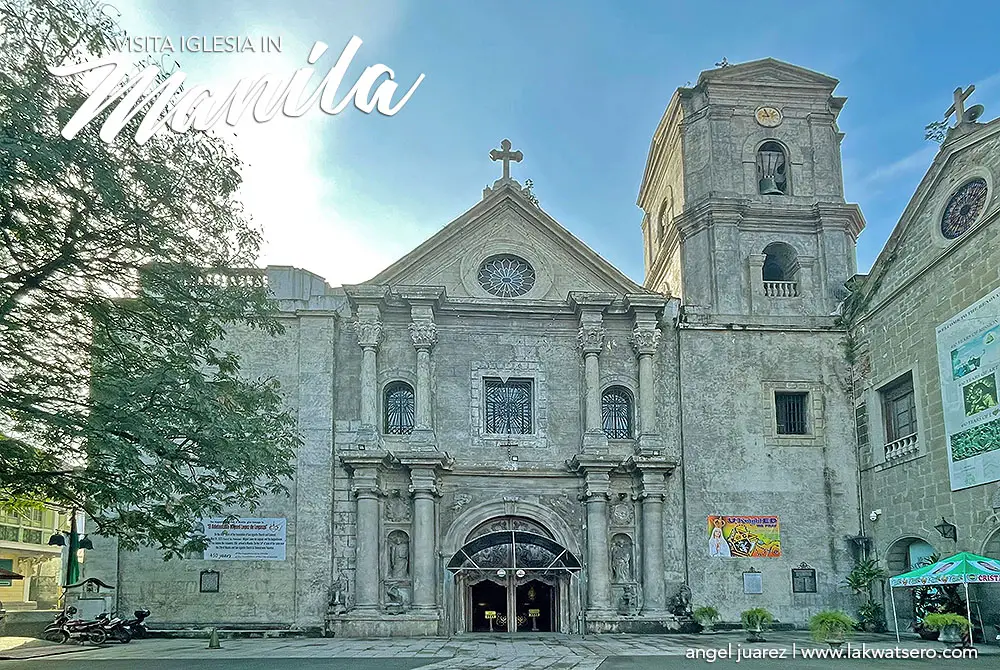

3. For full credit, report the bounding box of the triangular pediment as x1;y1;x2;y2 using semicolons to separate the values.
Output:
367;180;646;301
698;58;839;89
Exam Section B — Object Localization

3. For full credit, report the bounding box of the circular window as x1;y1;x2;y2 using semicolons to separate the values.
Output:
941;177;989;239
477;254;536;298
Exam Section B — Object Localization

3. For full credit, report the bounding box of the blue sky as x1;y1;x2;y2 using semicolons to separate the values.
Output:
115;0;1000;286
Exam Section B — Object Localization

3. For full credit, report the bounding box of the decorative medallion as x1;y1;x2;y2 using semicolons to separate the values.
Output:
755;106;782;128
611;500;634;525
477;254;536;298
941;178;989;239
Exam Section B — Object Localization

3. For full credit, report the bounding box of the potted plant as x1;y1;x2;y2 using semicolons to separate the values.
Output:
921;613;970;645
809;610;856;649
842;559;888;631
741;607;774;643
693;606;721;633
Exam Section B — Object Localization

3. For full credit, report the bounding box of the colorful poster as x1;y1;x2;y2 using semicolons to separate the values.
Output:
707;515;781;558
204;517;287;560
937;286;1000;490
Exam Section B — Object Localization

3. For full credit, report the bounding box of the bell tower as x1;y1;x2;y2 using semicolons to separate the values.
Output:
638;58;865;320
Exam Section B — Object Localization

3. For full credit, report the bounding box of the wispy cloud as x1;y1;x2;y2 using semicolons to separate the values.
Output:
858;144;937;188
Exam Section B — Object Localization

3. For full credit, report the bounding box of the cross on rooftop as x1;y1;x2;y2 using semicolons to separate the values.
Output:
945;85;976;126
489;139;523;180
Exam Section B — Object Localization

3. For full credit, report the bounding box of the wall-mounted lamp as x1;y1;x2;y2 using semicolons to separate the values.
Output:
934;517;958;542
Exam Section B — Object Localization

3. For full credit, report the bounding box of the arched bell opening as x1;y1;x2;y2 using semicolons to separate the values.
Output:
447;527;581;634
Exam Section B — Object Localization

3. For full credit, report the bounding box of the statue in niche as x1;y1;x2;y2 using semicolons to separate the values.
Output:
610;535;633;583
385;489;411;522
330;570;349;614
669;583;693;618
388;531;410;579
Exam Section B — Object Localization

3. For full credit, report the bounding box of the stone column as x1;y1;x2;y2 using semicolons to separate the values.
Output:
578;323;608;451
355;320;383;428
408;466;438;610
639;467;669;614
408;322;438;431
346;461;383;611
630;325;661;438
583;470;612;612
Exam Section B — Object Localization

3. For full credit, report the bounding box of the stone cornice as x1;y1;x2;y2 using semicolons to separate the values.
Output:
623;294;668;315
393;286;446;306
566;455;621;473
343;284;390;306
568;292;617;312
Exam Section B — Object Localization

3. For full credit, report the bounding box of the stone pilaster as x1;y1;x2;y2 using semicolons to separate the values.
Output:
400;454;451;613
748;253;766;314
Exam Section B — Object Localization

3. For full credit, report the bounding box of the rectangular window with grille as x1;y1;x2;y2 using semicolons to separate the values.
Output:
775;392;808;435
484;377;533;434
881;372;917;442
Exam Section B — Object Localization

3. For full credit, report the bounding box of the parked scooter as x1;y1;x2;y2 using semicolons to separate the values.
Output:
122;608;151;639
43;607;107;644
96;612;132;643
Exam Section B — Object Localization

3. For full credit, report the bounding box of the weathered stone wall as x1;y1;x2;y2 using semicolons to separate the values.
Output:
679;326;859;623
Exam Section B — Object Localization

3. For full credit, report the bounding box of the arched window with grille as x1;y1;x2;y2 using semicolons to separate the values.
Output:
601;386;634;439
383;381;415;435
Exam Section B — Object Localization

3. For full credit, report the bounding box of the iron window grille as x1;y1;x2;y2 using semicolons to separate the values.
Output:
601;386;633;439
384;381;415;435
775;392;808;435
484;378;533;434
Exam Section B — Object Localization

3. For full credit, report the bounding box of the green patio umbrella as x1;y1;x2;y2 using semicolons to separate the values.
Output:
886;552;1000;643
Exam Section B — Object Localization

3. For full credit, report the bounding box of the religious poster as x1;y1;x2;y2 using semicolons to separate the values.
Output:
707;516;781;558
204;517;287;561
936;286;1000;490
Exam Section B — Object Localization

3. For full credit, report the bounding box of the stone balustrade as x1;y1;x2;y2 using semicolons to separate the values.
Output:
884;432;918;461
763;281;799;298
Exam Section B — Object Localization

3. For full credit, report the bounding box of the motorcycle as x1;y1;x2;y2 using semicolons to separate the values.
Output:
42;607;107;644
122;608;151;640
96;612;132;643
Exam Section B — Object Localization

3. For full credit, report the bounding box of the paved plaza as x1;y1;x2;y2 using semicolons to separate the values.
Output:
2;632;999;669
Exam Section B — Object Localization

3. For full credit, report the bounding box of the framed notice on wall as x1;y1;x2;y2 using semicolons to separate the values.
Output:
936;286;1000;490
743;569;763;594
204;517;287;560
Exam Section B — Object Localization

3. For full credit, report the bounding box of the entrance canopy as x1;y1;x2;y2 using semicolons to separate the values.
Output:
447;530;582;573
888;552;1000;587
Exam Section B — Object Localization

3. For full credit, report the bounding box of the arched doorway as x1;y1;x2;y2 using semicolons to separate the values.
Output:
447;516;581;633
885;536;936;624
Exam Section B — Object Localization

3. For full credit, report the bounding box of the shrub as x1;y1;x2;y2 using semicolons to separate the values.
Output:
741;608;774;630
921;613;970;632
693;606;720;625
809;610;856;642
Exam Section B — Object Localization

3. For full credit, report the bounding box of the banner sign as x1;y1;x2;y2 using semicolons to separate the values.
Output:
708;515;781;558
204;517;287;560
936;286;1000;490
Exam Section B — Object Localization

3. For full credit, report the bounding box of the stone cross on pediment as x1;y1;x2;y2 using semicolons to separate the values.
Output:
489;139;522;180
945;85;976;126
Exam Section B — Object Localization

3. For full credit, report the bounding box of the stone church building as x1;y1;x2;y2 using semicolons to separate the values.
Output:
88;58;1000;636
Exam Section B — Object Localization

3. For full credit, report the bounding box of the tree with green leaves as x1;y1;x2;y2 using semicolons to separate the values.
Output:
0;0;301;557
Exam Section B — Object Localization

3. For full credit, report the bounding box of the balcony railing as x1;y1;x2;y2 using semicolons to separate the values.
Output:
763;281;799;298
884;432;918;461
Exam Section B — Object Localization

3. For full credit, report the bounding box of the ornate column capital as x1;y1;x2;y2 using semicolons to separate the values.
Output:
354;320;383;350
408;321;438;351
578;325;606;356
629;326;661;357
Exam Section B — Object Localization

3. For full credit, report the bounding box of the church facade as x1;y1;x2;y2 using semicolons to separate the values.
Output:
86;59;998;636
